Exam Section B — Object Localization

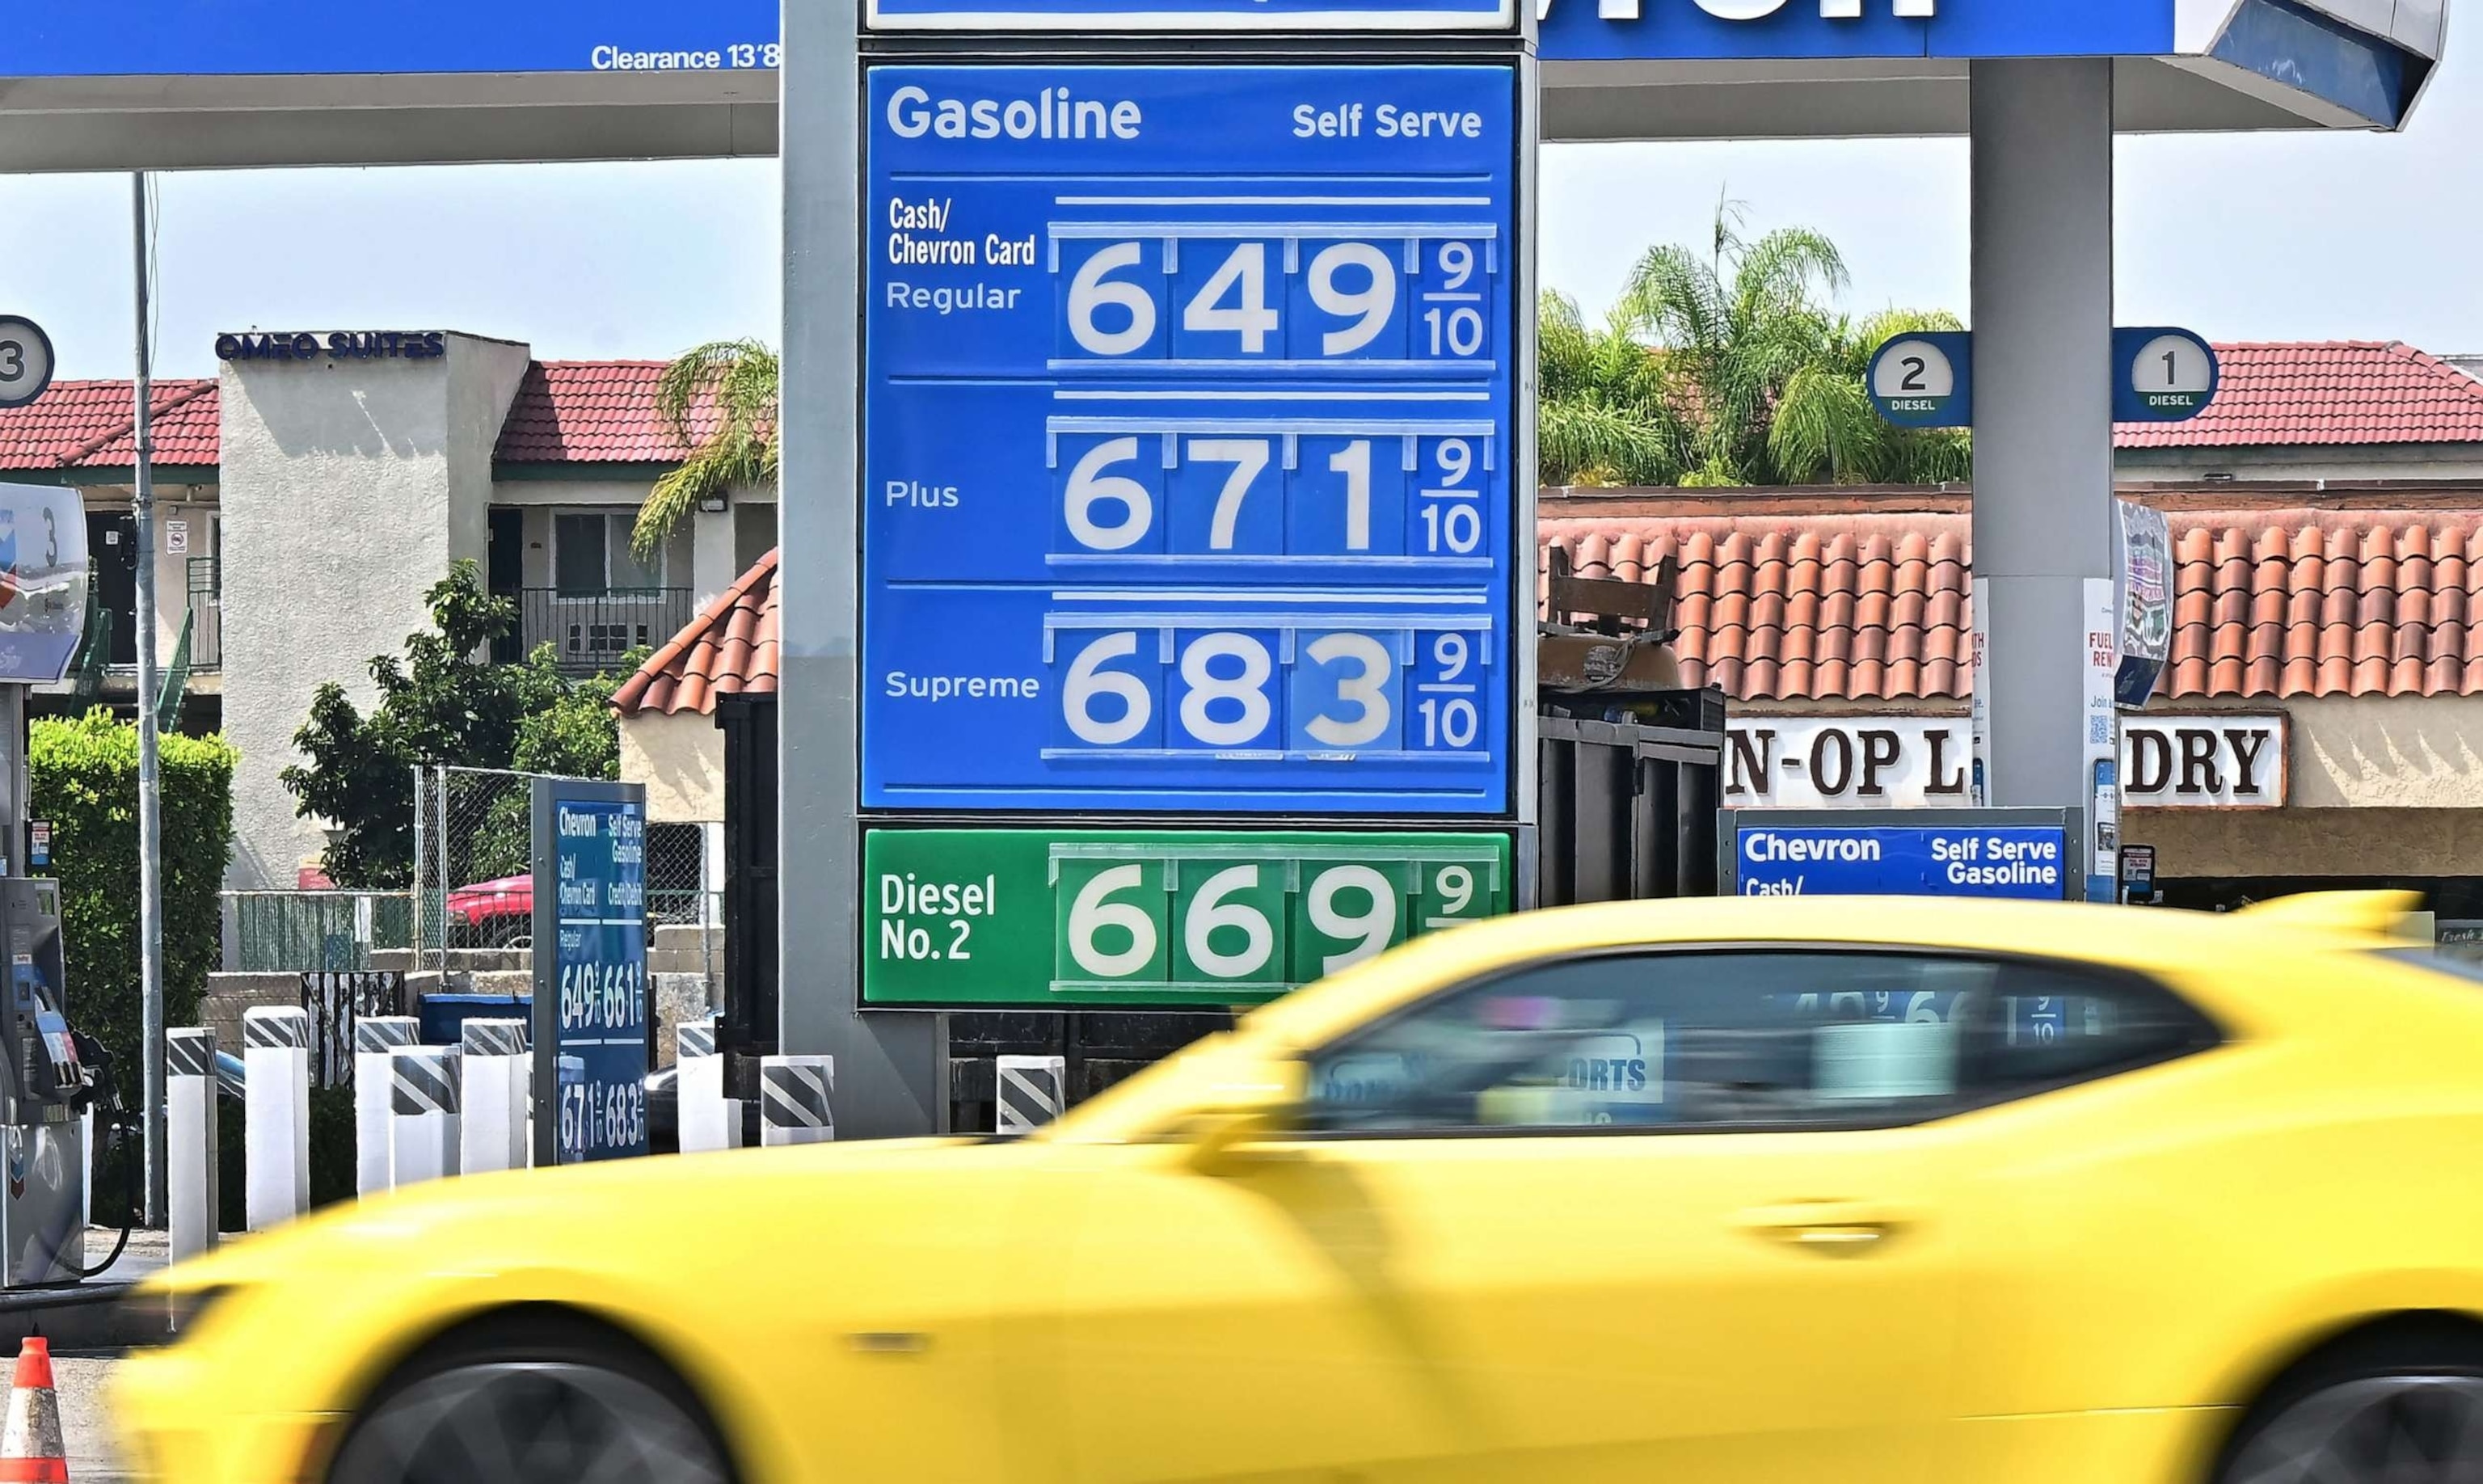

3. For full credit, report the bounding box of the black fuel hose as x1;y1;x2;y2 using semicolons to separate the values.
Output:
52;1111;140;1281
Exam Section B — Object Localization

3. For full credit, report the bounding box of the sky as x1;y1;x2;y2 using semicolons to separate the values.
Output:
3;6;2477;382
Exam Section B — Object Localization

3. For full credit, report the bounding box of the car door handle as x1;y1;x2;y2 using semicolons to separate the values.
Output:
1736;1200;1920;1254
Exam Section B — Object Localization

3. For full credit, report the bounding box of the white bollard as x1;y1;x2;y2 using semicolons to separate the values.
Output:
759;1056;833;1147
166;1028;220;1260
457;1020;529;1175
353;1017;419;1199
388;1047;462;1187
242;1006;311;1231
996;1055;1069;1135
677;1018;737;1153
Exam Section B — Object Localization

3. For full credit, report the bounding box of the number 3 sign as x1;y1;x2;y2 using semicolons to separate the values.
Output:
0;318;56;411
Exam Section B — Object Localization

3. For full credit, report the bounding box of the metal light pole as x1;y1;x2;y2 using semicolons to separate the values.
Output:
131;171;168;1229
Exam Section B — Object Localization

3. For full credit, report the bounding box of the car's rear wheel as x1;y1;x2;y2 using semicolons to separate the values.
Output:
327;1318;732;1484
2220;1332;2483;1484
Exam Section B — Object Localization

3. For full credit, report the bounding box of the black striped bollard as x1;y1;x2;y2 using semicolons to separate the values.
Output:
389;1046;462;1187
353;1017;418;1198
242;1005;311;1230
459;1020;529;1174
997;1055;1068;1135
759;1056;833;1147
167;1028;218;1260
677;1018;736;1153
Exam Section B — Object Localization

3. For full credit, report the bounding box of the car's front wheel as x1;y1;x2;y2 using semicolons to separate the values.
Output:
2220;1333;2483;1484
328;1318;732;1484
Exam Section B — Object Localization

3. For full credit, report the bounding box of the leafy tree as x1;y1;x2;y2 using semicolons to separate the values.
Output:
33;711;234;1107
1540;201;1971;488
630;338;779;561
280;561;623;888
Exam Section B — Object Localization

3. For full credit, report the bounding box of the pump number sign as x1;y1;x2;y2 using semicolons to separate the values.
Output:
862;63;1520;816
865;828;1511;1006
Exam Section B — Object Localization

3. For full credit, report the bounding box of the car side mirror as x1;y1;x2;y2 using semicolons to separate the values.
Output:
1176;1057;1308;1175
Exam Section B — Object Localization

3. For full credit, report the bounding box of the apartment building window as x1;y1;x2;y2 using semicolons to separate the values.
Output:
537;512;689;675
554;512;663;595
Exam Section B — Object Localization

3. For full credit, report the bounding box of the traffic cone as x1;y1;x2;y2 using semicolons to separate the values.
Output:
0;1337;67;1482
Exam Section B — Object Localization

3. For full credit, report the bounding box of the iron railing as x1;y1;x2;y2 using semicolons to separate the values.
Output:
223;891;413;973
519;587;689;676
186;555;221;672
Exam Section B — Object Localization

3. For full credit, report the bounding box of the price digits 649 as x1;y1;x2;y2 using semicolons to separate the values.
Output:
557;959;647;1034
1056;235;1494;366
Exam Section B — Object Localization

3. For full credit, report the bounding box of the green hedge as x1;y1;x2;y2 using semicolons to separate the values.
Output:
32;710;237;1105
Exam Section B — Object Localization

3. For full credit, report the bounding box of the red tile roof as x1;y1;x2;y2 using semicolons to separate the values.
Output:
2117;342;2483;450
0;360;725;473
0;379;219;471
1;342;2472;474
612;549;778;717
1544;504;2483;703
493;360;707;465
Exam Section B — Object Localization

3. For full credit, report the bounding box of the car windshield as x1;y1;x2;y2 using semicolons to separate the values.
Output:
2378;947;2483;984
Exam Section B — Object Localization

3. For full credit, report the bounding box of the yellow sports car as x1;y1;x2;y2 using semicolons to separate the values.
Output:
119;892;2483;1484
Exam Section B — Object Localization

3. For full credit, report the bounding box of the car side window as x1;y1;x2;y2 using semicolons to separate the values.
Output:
1301;950;2215;1136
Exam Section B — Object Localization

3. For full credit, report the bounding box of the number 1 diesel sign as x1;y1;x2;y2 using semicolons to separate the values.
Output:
858;42;1524;1007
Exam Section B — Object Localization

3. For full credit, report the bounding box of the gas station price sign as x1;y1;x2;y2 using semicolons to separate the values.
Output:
530;782;651;1164
864;828;1511;1007
862;64;1520;816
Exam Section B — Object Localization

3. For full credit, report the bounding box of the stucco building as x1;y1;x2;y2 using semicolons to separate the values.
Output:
1543;341;2483;920
6;332;2480;919
0;330;776;890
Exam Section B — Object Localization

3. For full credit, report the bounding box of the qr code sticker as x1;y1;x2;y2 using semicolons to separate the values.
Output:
2089;717;2111;744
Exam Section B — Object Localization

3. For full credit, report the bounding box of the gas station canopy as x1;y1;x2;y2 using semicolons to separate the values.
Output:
0;0;2445;171
1537;0;2448;140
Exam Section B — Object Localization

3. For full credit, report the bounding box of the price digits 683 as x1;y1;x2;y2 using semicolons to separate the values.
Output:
1052;625;1488;757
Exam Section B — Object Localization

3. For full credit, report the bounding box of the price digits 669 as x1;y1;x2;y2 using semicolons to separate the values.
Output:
1057;858;1494;988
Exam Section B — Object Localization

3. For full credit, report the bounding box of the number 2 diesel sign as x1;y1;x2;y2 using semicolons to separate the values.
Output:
859;56;1523;1006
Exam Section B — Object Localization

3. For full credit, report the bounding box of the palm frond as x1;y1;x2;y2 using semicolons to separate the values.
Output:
634;339;779;561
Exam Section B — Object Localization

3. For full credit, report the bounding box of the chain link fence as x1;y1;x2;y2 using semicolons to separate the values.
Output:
412;765;541;965
411;765;721;1004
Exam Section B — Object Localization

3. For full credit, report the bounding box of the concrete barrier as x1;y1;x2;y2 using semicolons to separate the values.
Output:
352;1016;419;1198
759;1056;833;1147
457;1019;529;1174
242;1006;311;1230
167;1028;218;1260
388;1046;462;1187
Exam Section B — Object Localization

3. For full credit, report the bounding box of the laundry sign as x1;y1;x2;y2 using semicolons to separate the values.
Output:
1728;715;2286;810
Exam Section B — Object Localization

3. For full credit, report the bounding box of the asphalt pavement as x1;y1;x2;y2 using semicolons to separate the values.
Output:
57;1356;129;1481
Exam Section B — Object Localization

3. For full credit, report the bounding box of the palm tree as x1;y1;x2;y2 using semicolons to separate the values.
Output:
1539;202;1970;489
630;339;780;561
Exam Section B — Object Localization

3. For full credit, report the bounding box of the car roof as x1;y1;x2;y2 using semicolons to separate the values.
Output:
1239;892;2423;1052
1048;892;2434;1145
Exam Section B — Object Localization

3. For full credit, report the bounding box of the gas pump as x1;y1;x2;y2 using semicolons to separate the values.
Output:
0;879;116;1285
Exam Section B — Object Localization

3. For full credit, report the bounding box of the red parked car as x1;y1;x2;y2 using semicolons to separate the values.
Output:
444;875;531;947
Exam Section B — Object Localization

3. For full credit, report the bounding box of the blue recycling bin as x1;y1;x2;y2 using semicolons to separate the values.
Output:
417;993;530;1048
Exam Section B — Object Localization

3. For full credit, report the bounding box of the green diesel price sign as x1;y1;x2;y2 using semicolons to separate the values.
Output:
865;828;1513;1008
